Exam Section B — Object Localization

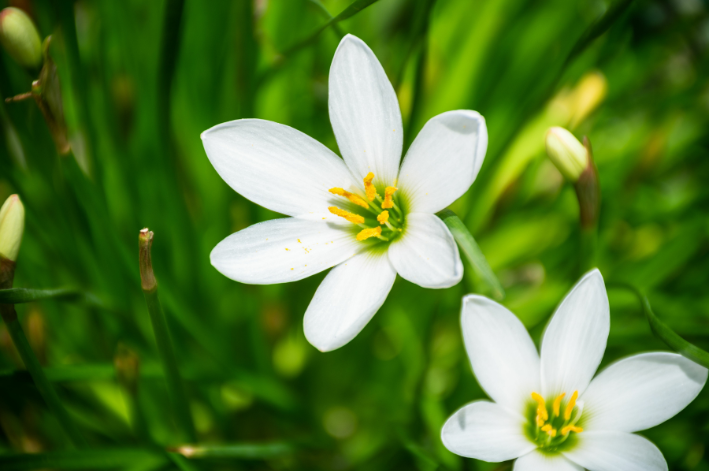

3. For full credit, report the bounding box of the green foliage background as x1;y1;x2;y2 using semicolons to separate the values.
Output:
1;0;709;469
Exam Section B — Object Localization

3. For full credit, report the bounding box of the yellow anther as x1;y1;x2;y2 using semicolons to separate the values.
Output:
328;206;364;224
552;393;566;417
329;187;369;209
363;172;378;201
377;211;389;225
540;424;557;437
564;390;579;420
356;226;382;241
561;425;583;435
531;392;548;422
382;186;397;209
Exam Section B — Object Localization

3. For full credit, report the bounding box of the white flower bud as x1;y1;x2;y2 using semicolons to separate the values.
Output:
0;194;25;261
0;8;42;70
545;127;589;182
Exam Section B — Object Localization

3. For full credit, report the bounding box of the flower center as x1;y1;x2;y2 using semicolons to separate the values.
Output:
328;172;404;242
525;390;583;453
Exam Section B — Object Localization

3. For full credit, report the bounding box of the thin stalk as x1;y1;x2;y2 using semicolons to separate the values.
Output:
574;137;600;274
139;229;196;443
0;259;86;448
437;209;505;300
607;283;709;369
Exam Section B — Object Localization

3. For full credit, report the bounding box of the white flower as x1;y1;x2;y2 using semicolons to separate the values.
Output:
201;34;487;351
442;269;707;470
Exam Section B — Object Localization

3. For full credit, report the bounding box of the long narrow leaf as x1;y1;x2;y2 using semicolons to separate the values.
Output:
283;0;380;55
437;209;504;300
170;443;294;459
609;283;709;369
0;449;166;471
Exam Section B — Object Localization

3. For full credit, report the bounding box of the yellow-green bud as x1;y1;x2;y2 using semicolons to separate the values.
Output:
0;7;41;69
0;194;25;261
545;127;589;182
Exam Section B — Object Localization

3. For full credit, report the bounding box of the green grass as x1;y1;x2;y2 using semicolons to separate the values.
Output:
1;0;708;469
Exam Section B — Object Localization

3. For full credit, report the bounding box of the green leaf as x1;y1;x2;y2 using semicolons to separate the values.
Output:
283;0;380;55
609;283;709;369
0;287;84;304
437;209;505;300
169;443;294;459
0;449;166;471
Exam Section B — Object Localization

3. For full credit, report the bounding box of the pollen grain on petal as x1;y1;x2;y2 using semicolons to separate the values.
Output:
377;211;389;224
328;206;365;224
363;172;378;201
564;390;579;420
382;186;397;208
356;226;382;241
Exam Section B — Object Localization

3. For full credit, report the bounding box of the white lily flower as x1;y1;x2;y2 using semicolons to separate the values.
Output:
442;269;707;470
201;34;487;352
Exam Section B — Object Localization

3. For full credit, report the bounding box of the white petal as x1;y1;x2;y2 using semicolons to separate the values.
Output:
461;295;541;413
304;250;396;352
581;352;707;433
202;119;359;217
441;401;535;462
514;450;583;471
397;110;488;213
541;269;609;397
563;431;668;471
387;213;462;288
328;34;403;185
211;218;361;284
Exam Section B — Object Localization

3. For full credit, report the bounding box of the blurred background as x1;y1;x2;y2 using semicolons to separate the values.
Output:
1;0;708;469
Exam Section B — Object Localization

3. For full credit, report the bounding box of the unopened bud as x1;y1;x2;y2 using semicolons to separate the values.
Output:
545;127;588;182
0;195;25;262
0;8;41;70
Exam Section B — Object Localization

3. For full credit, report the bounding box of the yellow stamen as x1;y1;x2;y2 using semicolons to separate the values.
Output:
552;393;566;417
328;206;364;224
363;172;378;201
356;226;382;241
564;390;579;420
329;187;369;209
540;424;557;437
377;211;389;224
561;425;583;435
382;186;397;209
531;392;548;426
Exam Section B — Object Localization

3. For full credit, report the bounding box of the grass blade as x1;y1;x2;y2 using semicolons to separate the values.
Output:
0;449;166;471
171;442;294;459
437;209;504;300
609;283;709;369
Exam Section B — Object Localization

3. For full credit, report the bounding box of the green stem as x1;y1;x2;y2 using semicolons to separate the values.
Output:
1;258;86;447
169;442;294;459
139;230;196;443
437;209;504;300
580;226;597;273
142;288;196;443
608;283;709;369
3;312;87;447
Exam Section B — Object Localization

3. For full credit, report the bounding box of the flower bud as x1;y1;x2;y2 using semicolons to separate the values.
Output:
0;195;25;262
0;8;41;70
545;127;589;182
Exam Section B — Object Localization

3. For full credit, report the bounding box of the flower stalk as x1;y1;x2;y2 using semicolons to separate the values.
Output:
574;137;600;273
139;228;196;443
0;196;86;448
